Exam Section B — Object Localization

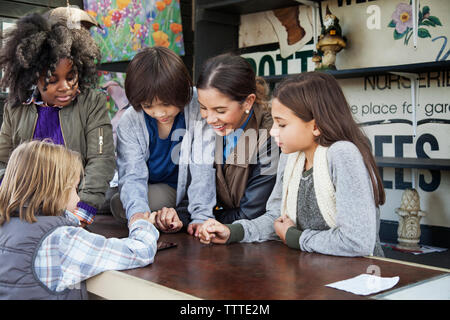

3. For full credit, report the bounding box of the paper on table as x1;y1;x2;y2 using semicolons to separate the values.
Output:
326;274;400;296
412;245;447;255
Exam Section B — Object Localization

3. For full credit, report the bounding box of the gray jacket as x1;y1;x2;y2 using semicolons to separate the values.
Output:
235;141;383;257
0;215;87;300
116;88;216;222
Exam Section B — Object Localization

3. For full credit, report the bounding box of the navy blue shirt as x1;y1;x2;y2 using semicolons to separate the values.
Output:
143;111;186;189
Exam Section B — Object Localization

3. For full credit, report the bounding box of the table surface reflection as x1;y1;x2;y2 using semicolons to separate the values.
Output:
87;215;447;300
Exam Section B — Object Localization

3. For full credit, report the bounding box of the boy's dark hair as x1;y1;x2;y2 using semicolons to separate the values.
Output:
0;13;101;108
125;46;193;111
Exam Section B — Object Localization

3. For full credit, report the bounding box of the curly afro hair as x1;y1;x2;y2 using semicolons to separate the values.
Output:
0;13;101;107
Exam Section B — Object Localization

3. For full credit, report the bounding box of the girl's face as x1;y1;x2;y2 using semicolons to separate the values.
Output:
141;98;181;126
270;98;320;154
66;178;80;214
198;88;255;136
37;58;79;107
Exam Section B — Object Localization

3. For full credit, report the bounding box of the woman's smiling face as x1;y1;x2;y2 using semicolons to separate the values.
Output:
198;87;254;136
37;58;79;107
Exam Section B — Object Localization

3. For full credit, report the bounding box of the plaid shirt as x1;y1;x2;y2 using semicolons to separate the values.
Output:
34;211;159;292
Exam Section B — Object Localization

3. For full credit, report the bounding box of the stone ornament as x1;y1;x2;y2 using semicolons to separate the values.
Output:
395;188;426;251
315;6;347;70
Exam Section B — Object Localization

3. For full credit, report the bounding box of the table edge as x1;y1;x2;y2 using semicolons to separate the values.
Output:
372;273;450;300
364;255;450;273
86;256;448;300
86;270;202;300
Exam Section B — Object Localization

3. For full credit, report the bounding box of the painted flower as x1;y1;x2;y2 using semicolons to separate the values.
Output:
131;23;142;36
111;10;122;23
132;40;141;51
88;1;98;12
170;22;182;34
102;15;112;28
122;7;131;18
117;0;131;10
392;3;413;34
86;10;97;18
152;22;159;31
164;0;172;5
152;30;170;47
156;1;166;11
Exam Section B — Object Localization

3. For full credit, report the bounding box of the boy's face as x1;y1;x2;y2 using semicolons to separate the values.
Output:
37;58;79;107
141;98;181;126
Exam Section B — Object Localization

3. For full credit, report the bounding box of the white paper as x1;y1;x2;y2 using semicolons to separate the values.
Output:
411;245;447;255
326;274;400;296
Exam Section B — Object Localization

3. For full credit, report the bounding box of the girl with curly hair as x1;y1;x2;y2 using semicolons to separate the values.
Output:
0;13;115;226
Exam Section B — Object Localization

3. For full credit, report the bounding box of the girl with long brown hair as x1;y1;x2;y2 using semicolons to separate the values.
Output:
197;72;385;257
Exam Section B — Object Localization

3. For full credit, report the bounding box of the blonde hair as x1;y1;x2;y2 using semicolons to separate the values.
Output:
0;140;83;225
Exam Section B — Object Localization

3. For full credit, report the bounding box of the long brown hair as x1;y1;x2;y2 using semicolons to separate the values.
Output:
273;72;385;206
0;140;84;225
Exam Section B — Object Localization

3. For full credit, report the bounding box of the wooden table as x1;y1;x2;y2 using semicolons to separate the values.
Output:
86;215;449;300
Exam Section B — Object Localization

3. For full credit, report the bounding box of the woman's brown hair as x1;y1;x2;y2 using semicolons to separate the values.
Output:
124;46;193;111
273;72;385;206
0;140;84;225
196;53;269;111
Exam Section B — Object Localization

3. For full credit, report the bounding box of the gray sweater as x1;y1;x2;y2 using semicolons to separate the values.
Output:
116;88;216;222
232;141;384;257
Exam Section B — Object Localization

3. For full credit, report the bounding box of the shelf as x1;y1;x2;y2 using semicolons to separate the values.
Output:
375;157;450;171
0;0;84;19
197;0;322;15
262;60;450;83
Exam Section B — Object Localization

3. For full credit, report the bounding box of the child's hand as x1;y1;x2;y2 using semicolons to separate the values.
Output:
274;215;295;244
129;212;156;226
187;223;202;237
155;207;183;233
197;219;230;245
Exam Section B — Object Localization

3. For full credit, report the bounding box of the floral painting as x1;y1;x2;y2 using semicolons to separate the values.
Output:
83;0;185;63
388;1;442;46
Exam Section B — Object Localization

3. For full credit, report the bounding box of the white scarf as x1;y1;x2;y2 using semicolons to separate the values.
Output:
281;145;337;228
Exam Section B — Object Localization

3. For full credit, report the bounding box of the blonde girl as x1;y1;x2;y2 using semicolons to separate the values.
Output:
0;140;158;300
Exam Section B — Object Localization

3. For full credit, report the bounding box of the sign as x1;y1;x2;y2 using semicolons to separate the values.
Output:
240;0;450;227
